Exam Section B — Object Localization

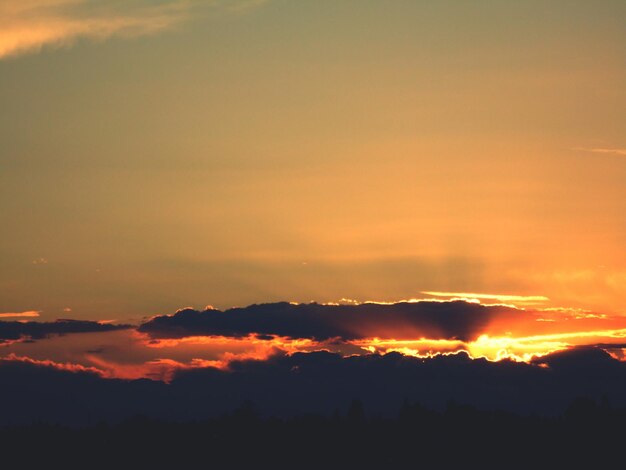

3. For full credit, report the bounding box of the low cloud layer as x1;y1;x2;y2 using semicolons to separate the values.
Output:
1;346;626;425
2;300;624;379
138;301;523;342
0;319;131;343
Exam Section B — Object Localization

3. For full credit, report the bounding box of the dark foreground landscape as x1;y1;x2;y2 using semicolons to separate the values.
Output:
2;397;623;468
3;346;626;468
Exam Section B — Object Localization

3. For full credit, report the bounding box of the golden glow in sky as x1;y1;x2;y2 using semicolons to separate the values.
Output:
0;1;625;330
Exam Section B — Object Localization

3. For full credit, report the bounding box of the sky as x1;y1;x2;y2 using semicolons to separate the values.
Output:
1;1;626;383
4;4;626;442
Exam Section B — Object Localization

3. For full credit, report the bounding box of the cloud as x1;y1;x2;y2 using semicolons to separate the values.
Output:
0;0;185;59
2;352;105;375
2;346;626;425
573;147;626;157
0;310;41;318
0;301;621;381
0;326;300;380
421;291;550;305
0;0;268;60
135;300;626;364
138;301;524;342
0;318;131;342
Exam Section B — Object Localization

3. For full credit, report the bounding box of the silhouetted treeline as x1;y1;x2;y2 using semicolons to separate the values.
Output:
1;397;623;469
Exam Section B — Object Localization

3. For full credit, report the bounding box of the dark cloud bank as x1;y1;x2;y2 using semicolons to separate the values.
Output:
139;301;520;341
2;347;626;426
0;319;131;343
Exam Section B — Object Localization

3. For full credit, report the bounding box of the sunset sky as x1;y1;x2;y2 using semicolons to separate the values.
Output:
1;1;626;383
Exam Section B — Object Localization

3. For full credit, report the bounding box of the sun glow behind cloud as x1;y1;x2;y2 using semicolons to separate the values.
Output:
357;328;626;363
2;299;626;380
5;327;626;381
421;291;551;306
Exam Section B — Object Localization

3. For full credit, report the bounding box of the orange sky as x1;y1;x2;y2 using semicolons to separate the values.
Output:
0;1;625;332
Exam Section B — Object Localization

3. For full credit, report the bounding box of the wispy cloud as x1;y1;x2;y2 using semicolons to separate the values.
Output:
573;147;626;157
0;311;41;318
421;291;549;305
0;0;267;60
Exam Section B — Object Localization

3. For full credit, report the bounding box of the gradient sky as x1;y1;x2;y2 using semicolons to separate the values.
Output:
1;0;625;322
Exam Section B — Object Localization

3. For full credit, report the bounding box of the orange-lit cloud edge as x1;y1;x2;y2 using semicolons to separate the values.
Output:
2;295;626;381
0;310;41;318
0;0;271;60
